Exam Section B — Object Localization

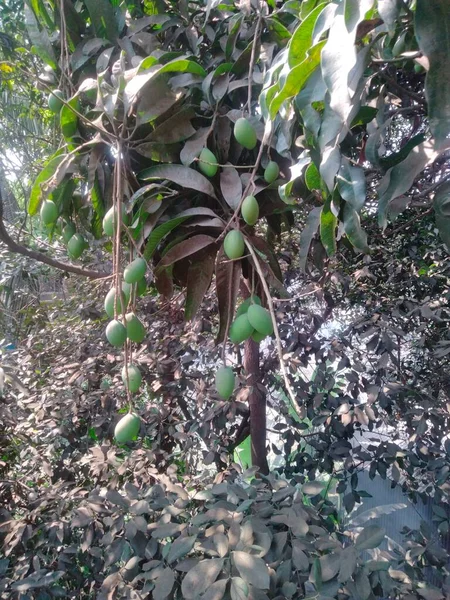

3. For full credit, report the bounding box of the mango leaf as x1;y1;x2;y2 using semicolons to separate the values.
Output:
355;525;385;550
299;207;321;271
138;164;217;199
377;140;437;228
288;2;327;67
125;58;206;111
28;152;66;215
319;553;341;582
84;0;118;42
180;128;210;166
338;547;357;583
378;0;400;34
24;1;57;69
201;579;228;600
343;204;369;252
90;173;105;239
185;249;217;320
153;568;175;600
321;0;374;122
181;558;224;599
379;133;426;171
215;247;241;344
155;235;216;271
167;535;197;565
220;166;242;209
305;163;321;191
270;41;325;118
320;196;337;256
355;570;371;600
145;107;196;144
230;577;249;600
433;180;450;250
60;96;80;141
416;0;450;150
232;552;270;590
336;158;366;212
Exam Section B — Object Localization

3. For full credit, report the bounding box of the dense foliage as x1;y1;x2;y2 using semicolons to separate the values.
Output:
0;0;450;598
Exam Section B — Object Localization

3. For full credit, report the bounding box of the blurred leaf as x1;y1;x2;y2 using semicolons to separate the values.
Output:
167;535;197;565
433;180;450;250
185;249;216;320
343;204;369;252
215;248;241;344
84;0;118;41
230;577;249;600
24;1;57;69
202;579;228;600
416;0;450;150
355;525;385;550
28;153;66;216
337;158;366;212
153;567;175;600
319;553;341;582
320;196;337;256
378;140;437;228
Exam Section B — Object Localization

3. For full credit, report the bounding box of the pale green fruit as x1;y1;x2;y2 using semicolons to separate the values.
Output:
40;200;58;225
229;314;254;344
235;295;261;319
264;161;280;183
247;304;273;336
125;312;146;343
234;118;257;150
104;288;127;318
121;364;142;393
241;195;259;226
106;320;127;347
67;233;86;259
114;413;141;443
215;366;235;400
48;89;64;113
103;205;128;237
124;257;146;284
251;330;266;343
224;230;245;260
198;148;218;177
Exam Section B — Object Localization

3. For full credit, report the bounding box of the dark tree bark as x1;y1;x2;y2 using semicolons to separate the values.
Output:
244;332;269;475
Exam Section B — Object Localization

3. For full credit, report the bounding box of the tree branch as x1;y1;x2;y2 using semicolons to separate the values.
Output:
0;189;109;280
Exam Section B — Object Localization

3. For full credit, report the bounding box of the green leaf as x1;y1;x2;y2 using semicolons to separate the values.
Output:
270;41;325;118
24;1;57;69
337;158;366;212
167;535;197;565
202;579;228;600
321;0;373;122
143;217;190;260
288;2;327;67
377;140;437;228
230;577;249;600
60;96;80;141
299;207;321;271
138;164;217;198
379;133;426;171
355;525;385;550
378;0;400;35
185;249;216;320
232;552;270;590
320;196;337;256
153;568;175;600
305;163;321;191
343;204;369;252
350;106;378;128
319;553;341;582
415;0;450;150
433;180;450;251
90;173;104;240
181;558;224;599
156;235;216;270
84;0;118;42
145;107;196;144
28;152;66;216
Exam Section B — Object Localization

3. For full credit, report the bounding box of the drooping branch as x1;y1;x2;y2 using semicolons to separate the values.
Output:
0;189;109;280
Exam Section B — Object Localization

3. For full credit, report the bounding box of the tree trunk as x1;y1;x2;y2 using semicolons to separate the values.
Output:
243;336;269;475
